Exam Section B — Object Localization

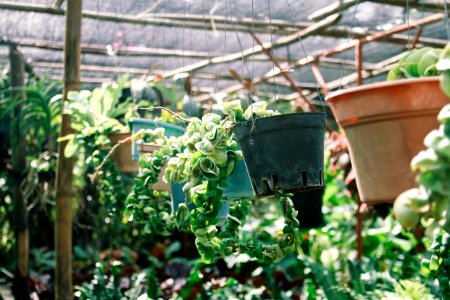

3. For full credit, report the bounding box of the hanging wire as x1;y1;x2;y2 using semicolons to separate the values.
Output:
230;0;254;101
182;0;187;72
444;0;450;40
201;0;211;55
285;0;327;108
231;0;246;97
266;0;279;102
337;0;361;91
406;0;411;50
162;0;167;71
188;0;194;66
250;0;256;99
211;0;230;102
201;0;213;112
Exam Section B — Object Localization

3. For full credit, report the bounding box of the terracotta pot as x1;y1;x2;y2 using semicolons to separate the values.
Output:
108;132;139;174
327;77;449;205
138;143;170;191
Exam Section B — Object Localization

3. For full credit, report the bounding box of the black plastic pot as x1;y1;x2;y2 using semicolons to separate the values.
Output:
292;188;325;229
233;113;326;196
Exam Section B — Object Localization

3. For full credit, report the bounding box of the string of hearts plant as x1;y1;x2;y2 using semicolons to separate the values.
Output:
126;101;302;263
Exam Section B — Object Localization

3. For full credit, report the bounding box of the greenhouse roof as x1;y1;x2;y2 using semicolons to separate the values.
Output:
0;0;449;105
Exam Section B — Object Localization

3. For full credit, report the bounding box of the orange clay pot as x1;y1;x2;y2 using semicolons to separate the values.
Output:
327;77;449;205
108;132;139;174
138;143;170;191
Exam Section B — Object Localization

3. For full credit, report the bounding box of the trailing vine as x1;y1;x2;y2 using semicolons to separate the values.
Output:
126;101;303;263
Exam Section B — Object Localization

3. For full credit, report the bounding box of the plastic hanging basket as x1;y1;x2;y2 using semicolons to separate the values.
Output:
129;117;185;160
326;78;449;205
291;188;325;230
222;159;254;199
233;112;326;196
171;183;229;221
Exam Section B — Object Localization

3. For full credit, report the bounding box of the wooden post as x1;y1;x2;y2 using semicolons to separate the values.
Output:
9;44;29;300
55;0;81;299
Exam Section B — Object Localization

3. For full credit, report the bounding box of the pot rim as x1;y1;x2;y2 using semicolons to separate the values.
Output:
138;143;162;153
109;131;131;137
235;111;326;127
326;77;440;103
129;117;186;132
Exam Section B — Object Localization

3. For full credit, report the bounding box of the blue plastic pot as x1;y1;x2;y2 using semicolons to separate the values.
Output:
170;160;253;222
222;160;254;199
129;118;185;160
171;183;229;221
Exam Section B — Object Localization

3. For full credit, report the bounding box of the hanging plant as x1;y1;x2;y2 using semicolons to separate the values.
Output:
393;44;450;233
126;101;304;263
327;46;449;205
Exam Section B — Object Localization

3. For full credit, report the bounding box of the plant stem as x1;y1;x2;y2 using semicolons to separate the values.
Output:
140;106;192;123
89;133;136;182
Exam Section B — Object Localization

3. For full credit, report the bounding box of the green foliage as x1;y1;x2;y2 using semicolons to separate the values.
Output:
422;233;450;299
63;80;131;158
0;79;62;152
437;43;450;98
378;280;436;300
126;101;301;264
125;129;178;236
394;103;450;233
387;47;442;80
75;259;159;300
75;261;124;300
393;45;450;233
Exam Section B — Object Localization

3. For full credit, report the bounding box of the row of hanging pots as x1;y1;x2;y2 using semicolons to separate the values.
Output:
327;77;449;205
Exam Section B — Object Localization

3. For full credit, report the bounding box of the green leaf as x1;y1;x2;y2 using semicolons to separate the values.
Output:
222;100;244;123
440;72;450;99
175;203;190;228
199;158;220;180
64;137;78;157
438;104;450;124
387;65;403;81
418;48;440;76
411;149;440;172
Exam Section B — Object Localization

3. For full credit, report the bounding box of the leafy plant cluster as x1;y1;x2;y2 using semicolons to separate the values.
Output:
387;47;442;80
392;44;450;234
63;79;131;158
391;43;450;298
127;100;302;264
422;233;450;299
393;104;450;233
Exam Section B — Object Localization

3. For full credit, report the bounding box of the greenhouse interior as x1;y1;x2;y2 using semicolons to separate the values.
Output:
1;0;450;299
